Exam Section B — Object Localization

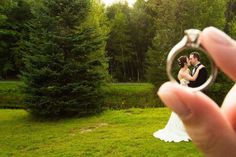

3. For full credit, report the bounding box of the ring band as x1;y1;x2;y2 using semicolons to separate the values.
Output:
167;29;218;92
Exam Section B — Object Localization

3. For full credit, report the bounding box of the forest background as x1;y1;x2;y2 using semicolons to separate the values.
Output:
1;0;236;114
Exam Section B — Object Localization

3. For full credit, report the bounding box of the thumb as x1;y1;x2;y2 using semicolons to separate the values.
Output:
158;82;236;157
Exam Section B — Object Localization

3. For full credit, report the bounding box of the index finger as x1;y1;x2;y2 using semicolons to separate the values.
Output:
199;26;236;82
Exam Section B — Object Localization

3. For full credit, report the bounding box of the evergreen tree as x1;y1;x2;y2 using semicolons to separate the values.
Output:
0;0;32;79
21;0;108;117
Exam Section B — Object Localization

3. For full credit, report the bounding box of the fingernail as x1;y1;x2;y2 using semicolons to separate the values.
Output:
158;83;191;117
204;26;234;46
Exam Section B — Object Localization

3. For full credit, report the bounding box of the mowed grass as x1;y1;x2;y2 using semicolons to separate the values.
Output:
0;108;202;157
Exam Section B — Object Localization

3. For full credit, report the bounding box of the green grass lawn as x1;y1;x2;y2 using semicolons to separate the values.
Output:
0;108;202;157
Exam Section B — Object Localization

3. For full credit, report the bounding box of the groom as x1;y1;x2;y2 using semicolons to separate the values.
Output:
188;52;208;88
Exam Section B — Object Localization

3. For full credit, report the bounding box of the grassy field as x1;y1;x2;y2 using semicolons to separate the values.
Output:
0;108;202;157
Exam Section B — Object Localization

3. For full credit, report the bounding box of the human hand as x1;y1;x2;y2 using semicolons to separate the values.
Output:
158;27;236;157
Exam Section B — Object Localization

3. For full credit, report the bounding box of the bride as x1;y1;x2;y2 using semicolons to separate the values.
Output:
153;55;204;142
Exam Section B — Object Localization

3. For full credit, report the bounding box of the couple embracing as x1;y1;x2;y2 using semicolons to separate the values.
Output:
178;52;207;88
153;52;208;142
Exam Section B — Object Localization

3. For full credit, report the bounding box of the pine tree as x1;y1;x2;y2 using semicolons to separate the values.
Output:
21;0;108;117
0;0;32;79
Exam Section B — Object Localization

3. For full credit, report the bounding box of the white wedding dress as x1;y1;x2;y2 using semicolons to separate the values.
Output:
153;79;191;142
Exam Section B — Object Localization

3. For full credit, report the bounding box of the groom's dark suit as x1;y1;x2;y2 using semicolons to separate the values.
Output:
188;63;207;88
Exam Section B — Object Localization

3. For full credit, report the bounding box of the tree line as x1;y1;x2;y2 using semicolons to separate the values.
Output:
0;0;236;116
1;0;236;82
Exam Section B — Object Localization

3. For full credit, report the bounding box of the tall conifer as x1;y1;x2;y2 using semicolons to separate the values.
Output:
22;0;108;117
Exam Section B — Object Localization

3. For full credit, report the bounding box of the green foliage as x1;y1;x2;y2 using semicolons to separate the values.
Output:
206;71;234;106
225;0;236;39
229;17;236;39
21;0;108;117
174;0;226;31
0;0;32;79
106;3;135;82
0;108;202;157
145;0;176;86
129;0;158;81
106;0;157;82
0;0;235;110
145;0;227;87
